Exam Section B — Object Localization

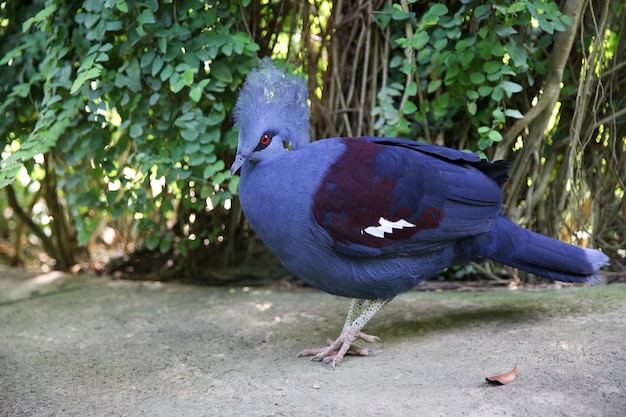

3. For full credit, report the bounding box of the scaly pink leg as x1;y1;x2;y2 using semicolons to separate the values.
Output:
297;298;389;368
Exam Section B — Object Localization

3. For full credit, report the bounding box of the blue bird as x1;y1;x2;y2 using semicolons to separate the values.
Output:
230;60;610;368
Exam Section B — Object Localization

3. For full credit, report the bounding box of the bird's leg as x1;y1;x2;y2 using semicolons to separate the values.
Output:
339;299;382;342
297;298;390;368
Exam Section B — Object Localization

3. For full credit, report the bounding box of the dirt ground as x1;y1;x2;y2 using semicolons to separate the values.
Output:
1;266;625;416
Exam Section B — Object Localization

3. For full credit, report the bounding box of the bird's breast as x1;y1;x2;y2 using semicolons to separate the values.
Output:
237;144;342;258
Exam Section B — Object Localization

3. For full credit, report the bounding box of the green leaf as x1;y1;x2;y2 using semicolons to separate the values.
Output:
160;64;174;81
210;61;232;83
201;129;220;144
120;58;141;93
432;93;450;117
460;51;475;68
13;83;31;98
491;42;505;57
96;52;109;62
444;66;460;85
129;124;143;138
434;38;448;51
506;41;528;67
137;9;156;25
151;56;164;76
83;13;100;29
477;26;489;40
212;172;227;187
505;109;524;119
158;37;167;54
495;26;517;37
174;112;195;127
402;101;418;115
170;73;185;92
492;108;505;123
478;137;491;150
83;0;102;12
188;153;205;166
491;86;503;101
185;142;200;154
140;50;155;68
423;4;448;26
189;85;202;102
501;80;523;95
402;63;415;75
427;79;442;93
116;0;129;13
429;4;448;17
0;162;23;188
181;68;195;86
231;32;250;55
228;176;240;194
469;72;485;84
406;81;418;96
467;102;477;115
181;128;199;141
22;4;56;32
561;15;572;27
145;234;160;250
70;66;101;94
551;19;566;33
221;42;233;56
0;45;25;66
411;31;429;49
206;111;225;126
455;38;472;53
483;61;502;74
488;130;503;142
474;4;491;20
507;2;526;13
391;6;412;21
417;48;432;63
203;160;226;179
159;236;172;253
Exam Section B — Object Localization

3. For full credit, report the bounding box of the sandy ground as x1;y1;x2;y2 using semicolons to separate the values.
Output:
1;266;625;417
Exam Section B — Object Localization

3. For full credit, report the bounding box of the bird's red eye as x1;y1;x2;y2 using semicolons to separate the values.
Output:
254;132;274;151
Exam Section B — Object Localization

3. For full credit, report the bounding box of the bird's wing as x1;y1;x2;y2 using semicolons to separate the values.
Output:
312;137;507;257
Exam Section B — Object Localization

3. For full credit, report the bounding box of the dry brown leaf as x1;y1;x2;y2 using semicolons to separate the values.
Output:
485;364;517;385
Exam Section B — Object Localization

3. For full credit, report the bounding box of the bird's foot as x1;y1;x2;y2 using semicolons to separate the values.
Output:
296;330;381;369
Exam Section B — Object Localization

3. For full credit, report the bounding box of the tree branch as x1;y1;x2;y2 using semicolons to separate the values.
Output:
495;0;589;162
5;184;63;264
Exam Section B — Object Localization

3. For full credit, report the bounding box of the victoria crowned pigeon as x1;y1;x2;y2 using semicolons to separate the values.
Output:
230;60;609;368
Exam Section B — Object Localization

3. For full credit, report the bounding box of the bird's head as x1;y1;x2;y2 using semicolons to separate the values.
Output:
230;58;310;175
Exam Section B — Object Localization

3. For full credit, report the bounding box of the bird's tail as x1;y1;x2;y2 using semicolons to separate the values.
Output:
472;215;609;283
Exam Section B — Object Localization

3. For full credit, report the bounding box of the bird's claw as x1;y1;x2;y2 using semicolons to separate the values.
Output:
320;346;376;369
296;330;380;368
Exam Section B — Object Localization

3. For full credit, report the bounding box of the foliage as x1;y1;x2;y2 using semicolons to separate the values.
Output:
372;0;571;153
1;0;259;270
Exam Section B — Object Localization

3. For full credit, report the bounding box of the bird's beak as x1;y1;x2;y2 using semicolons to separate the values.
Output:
230;153;246;175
